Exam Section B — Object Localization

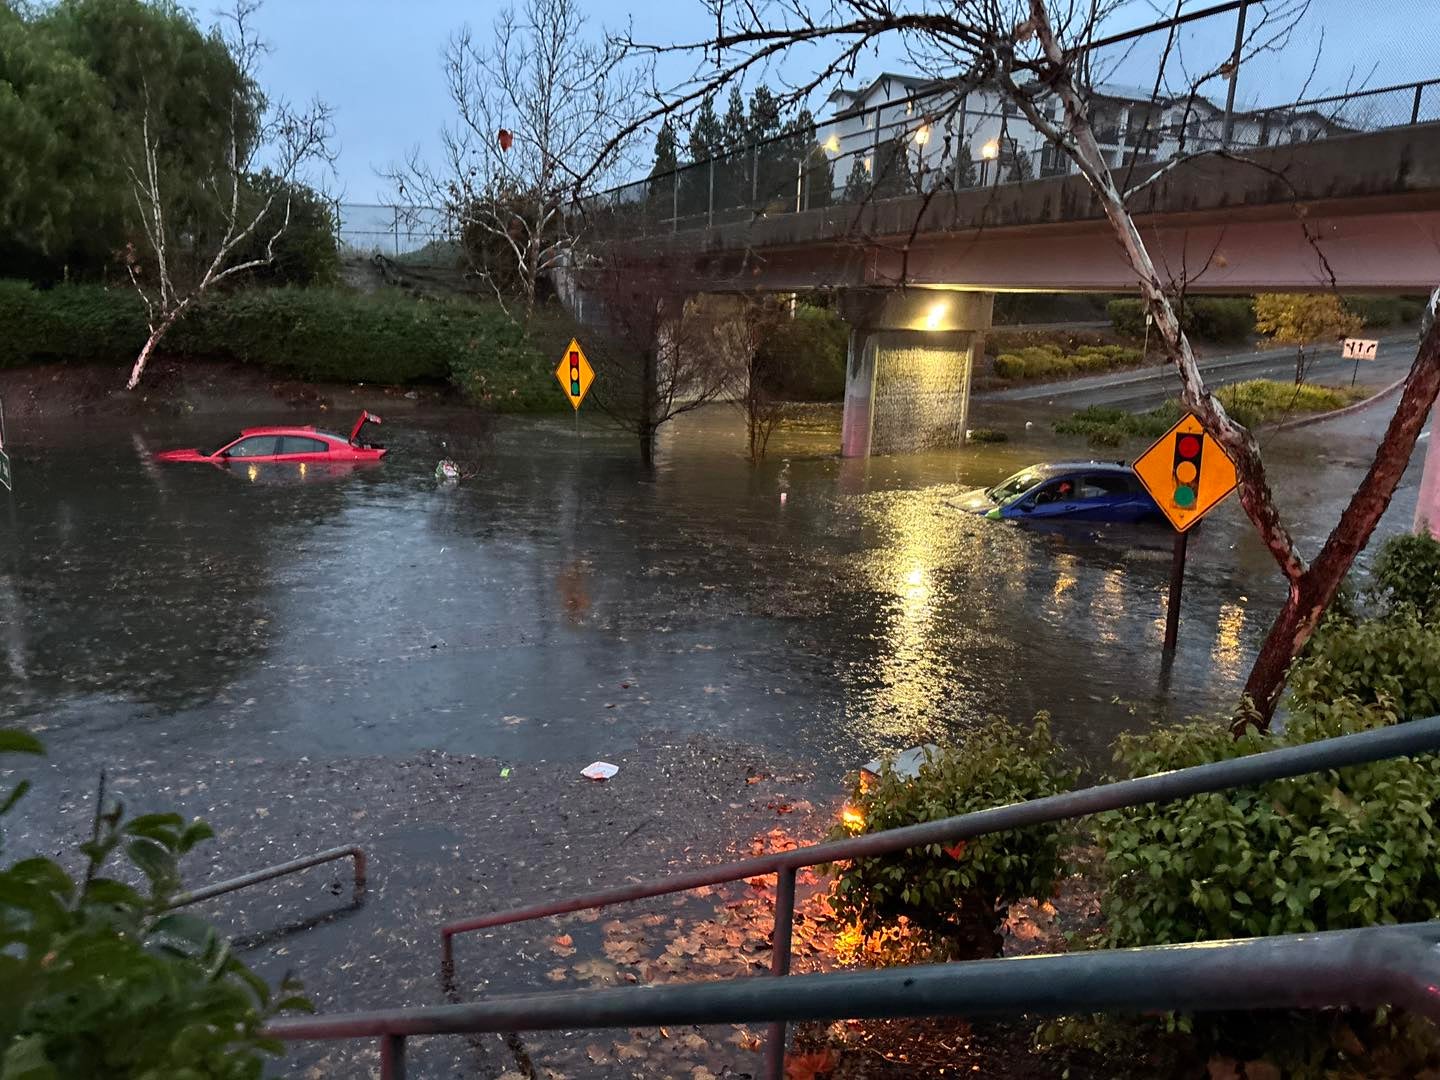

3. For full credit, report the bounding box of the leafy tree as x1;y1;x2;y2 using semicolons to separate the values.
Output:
686;94;723;164
1006;149;1033;181
231;173;340;287
841;156;872;203
0;3;123;279
747;85;783;143
871;135;917;198
1;730;309;1076
721;85;748;152
649;120;679;178
1255;293;1364;383
646;120;680;220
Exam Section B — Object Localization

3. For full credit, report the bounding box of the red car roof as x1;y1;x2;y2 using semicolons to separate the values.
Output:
237;425;344;440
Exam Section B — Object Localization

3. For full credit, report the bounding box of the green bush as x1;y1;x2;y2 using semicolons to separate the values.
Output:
1107;297;1255;344
1053;401;1183;442
1097;701;1440;1073
990;343;1144;382
756;304;848;401
1106;298;1147;338
0;280;567;410
826;717;1074;957
993;352;1027;378
1187;298;1255;344
0;280;145;367
1344;296;1428;328
1290;533;1440;722
966;427;1008;443
1;730;308;1076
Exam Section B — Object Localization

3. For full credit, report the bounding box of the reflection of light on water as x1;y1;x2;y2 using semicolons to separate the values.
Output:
1210;601;1247;678
298;462;307;478
1050;553;1077;612
1092;568;1126;645
247;464;259;483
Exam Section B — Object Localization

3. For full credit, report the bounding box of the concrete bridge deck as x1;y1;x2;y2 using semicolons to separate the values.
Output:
599;124;1440;294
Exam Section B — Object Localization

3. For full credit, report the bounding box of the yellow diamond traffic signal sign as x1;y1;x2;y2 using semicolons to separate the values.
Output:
1132;412;1238;532
555;338;595;411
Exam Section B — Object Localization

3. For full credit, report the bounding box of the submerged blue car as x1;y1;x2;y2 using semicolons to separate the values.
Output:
954;462;1163;524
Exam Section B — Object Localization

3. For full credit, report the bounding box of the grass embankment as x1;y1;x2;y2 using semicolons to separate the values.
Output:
0;280;579;412
1056;379;1371;445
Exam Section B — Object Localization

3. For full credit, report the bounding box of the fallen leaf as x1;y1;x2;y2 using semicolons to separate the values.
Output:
586;1044;608;1064
546;967;568;982
944;841;967;860
786;1048;838;1080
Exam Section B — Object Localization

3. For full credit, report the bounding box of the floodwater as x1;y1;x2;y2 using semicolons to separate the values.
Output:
0;399;1427;772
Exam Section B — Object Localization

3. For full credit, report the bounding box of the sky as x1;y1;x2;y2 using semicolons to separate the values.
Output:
237;0;1434;204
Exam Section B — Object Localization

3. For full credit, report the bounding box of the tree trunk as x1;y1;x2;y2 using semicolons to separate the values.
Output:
638;346;657;466
1236;317;1440;733
126;305;186;390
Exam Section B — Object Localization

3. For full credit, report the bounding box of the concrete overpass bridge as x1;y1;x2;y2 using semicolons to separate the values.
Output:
580;124;1440;455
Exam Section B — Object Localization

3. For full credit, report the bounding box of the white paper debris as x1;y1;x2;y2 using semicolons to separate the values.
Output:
581;761;619;781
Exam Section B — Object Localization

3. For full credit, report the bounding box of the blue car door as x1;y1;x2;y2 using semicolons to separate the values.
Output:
1076;473;1135;522
1020;475;1084;520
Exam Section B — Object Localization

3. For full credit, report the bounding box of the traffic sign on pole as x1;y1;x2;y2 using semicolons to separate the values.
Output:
554;339;595;411
1132;412;1239;533
1133;412;1239;651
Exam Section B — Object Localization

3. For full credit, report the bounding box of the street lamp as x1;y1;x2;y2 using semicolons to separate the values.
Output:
979;138;1000;185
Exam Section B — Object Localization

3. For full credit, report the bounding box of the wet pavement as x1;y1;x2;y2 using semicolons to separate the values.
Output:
0;393;1430;1075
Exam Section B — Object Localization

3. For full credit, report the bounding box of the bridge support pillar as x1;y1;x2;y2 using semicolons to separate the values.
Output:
838;291;993;457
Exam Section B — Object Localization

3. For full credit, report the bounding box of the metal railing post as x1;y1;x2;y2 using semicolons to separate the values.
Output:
707;158;715;228
380;1034;406;1080
795;158;804;213
1220;0;1249;148
752;144;760;203
671;170;679;233
763;867;798;1080
1413;83;1425;126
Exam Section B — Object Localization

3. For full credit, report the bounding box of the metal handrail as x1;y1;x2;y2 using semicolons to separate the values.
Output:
166;844;366;910
422;715;1440;1080
273;922;1440;1040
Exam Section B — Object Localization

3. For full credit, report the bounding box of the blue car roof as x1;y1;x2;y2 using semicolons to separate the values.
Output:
1031;461;1134;476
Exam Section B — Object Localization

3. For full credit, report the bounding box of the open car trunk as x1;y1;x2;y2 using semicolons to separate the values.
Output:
349;410;384;448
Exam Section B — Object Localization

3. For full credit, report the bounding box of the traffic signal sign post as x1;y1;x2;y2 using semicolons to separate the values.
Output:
1132;413;1240;651
554;339;595;412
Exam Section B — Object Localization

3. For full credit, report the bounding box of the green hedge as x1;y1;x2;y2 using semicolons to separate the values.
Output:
993;343;1142;380
1343;295;1427;328
1107;297;1255;344
0;280;564;411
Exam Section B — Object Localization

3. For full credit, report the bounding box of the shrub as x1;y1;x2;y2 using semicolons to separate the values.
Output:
0;280;567;410
1053;402;1182;442
1108;297;1255;343
0;280;146;367
826;717;1074;958
993;352;1027;378
1106;299;1147;338
1344;295;1428;328
1187;297;1256;344
756;304;848;401
1;730;308;1076
1290;533;1440;721
1097;702;1440;1072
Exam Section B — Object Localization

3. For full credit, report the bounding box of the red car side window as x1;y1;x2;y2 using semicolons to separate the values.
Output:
280;436;329;455
226;436;281;458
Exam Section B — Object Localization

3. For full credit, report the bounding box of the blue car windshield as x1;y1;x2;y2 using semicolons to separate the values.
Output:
987;469;1046;504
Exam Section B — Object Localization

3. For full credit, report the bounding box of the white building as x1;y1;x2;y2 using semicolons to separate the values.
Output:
813;74;1354;196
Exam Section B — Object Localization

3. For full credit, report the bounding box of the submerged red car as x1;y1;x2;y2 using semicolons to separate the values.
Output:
155;411;386;464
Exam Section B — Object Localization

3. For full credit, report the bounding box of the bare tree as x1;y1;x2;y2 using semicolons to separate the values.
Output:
123;1;333;390
722;297;789;464
391;0;644;311
601;0;1440;729
583;270;737;465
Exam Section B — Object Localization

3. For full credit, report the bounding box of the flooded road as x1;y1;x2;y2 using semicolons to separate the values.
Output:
2;398;1425;772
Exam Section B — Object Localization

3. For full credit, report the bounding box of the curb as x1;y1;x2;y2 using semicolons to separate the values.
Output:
1272;373;1409;431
